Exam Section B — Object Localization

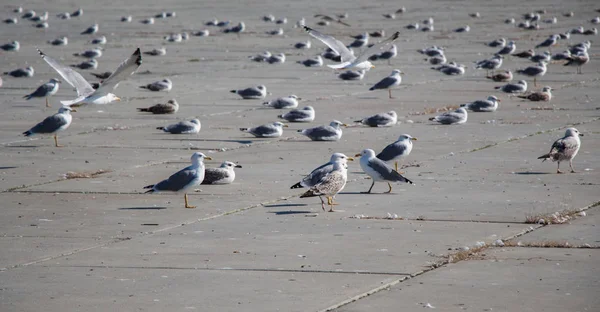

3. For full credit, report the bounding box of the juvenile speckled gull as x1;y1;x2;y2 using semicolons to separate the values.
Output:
39;48;142;106
298;120;346;141
157;119;200;134
429;107;468;124
137;99;179;114
202;161;242;185
369;69;403;99
263;95;300;109
486;70;513;82
357;149;413;193
240;121;287;138
538;128;583;173
291;153;354;192
376;134;417;171
278;106;315;122
23;106;75;147
517;86;552;102
144;152;212;208
299;161;348;212
24;78;61;107
355;111;397;127
461;95;500;112
303;26;400;71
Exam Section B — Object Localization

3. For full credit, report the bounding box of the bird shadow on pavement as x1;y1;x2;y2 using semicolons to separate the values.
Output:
118;207;167;210
267;210;313;215
263;203;308;208
513;171;552;175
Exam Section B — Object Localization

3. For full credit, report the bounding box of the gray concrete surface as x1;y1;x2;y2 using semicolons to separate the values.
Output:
0;0;599;311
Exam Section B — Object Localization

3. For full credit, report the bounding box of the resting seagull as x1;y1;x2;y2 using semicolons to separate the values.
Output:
298;120;346;141
357;149;413;193
278;106;315;122
38;48;142;106
303;26;400;71
461;95;501;112
429;107;468;124
144;152;212;208
157;119;200;134
24;78;61;107
538;128;583;173
355;111;397;127
23;106;75;147
202;161;242;185
240;122;287;138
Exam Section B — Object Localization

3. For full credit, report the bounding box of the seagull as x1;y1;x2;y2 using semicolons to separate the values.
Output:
454;25;470;32
71;8;83;17
538;128;583;173
140;79;172;92
429;107;468;124
303;26;400;71
1;41;19;51
486;70;513;82
249;51;271;62
406;22;419;30
143;47;167;56
376;134;417;172
193;30;209;37
355;111;397;127
23;106;75;147
294;40;311;49
21;10;35;19
299;161;348;212
426;54;447;65
297;55;323;67
90;72;112;80
278;106;315;122
31;11;48;22
90;36;107;45
356;149;413;194
74;47;102;59
338;69;366;80
313;14;351;27
4;17;18;24
418;46;444;57
514;49;535;58
536;34;559;50
267;53;286;64
71;59;98;70
517;86;552;102
121;15;132;22
57;12;70;19
475;54;503;75
157;119;200;134
223;22;245;34
291;153;353;191
24;78;61;107
240;122;287;138
81;24;98;35
369;69;403;99
144;152;212;208
516;61;547;87
48;36;68;46
497;41;516;55
530;51;551;63
369;44;397;65
263;95;300;109
202;161;242;185
495;80;528;94
4;66;34;77
461;95;501;112
141;17;155;25
39;48;142;106
230;85;267;99
137;99;179;114
298;120;346;141
564;51;589;74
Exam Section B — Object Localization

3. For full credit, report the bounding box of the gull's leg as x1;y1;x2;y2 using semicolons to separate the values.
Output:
385;182;393;193
319;196;326;211
570;160;576;173
557;161;563;174
327;197;332;205
54;134;63;147
45;97;50;108
388;89;392;99
395;161;398;172
328;197;336;212
184;193;196;208
330;196;339;205
534;77;537;87
363;180;375;194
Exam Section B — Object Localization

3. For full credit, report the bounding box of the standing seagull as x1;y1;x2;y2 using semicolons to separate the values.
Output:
157;119;200;134
497;40;516;55
240;122;287;138
538;128;583;173
475;54;503;75
144;152;212;208
140;79;172;92
23;107;75;147
461;95;501;112
291;153;353;194
355;111;398;127
202;161;242;185
517;61;547;87
38;48;142;106
299;161;348;212
137;99;179;114
369;69;403;99
303;26;400;71
429;107;468;124
376;134;417;172
564;51;589;74
298;120;346;141
357;149;413;193
24;78;61;107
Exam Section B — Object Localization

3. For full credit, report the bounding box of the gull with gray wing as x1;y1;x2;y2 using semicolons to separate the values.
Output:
24;78;61;107
278;106;315;122
461;95;500;112
157;119;200;134
356;111;397;127
538;128;583;173
369;69;403;99
376;134;417;172
429;107;468;124
298;120;346;141
202;161;242;185
240;121;287;138
23;107;75;147
357;149;413;193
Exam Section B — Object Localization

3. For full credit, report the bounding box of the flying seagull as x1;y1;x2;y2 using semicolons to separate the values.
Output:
38;48;142;106
303;26;400;71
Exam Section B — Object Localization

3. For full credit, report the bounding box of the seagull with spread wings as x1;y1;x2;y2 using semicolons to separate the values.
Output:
37;48;142;106
303;26;399;71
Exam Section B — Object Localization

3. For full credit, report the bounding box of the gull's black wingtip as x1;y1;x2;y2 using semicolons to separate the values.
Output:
392;31;400;40
133;48;142;65
37;48;45;57
302;25;312;32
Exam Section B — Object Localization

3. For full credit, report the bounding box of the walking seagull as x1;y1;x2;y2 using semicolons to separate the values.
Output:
299;161;348;212
538;128;583;173
357;149;413;193
303;26;400;71
38;48;142;106
144;152;212;208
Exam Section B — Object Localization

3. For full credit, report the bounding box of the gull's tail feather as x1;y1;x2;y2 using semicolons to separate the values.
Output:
23;94;33;100
23;130;33;137
290;182;304;189
137;108;150;112
143;185;155;193
299;189;318;198
537;153;550;161
230;90;237;94
239;127;249;132
156;126;165;130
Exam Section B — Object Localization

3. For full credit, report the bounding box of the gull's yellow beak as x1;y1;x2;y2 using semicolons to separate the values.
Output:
342;123;349;127
355;153;362;157
114;96;122;101
497;99;502;102
204;156;213;160
371;65;376;68
283;124;289;128
71;109;78;112
347;157;355;161
411;137;417;141
399;71;405;75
